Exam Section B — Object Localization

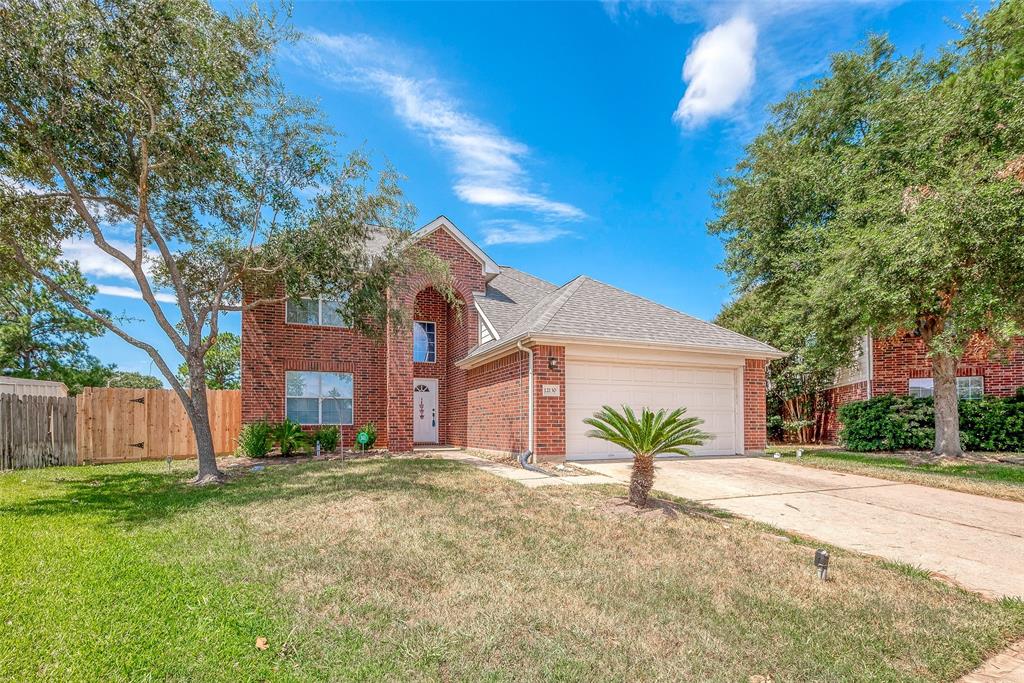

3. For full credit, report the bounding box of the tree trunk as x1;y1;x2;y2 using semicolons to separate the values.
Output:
185;359;223;484
931;352;963;458
629;453;656;508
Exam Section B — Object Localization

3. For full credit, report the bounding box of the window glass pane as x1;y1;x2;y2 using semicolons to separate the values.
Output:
286;371;320;398
908;378;934;398
286;298;320;324
321;398;353;425
321;372;353;399
286;398;319;424
321;298;349;327
413;321;436;362
957;376;984;400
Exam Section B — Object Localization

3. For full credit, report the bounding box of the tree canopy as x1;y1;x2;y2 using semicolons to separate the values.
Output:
177;332;239;390
0;0;452;482
710;1;1024;456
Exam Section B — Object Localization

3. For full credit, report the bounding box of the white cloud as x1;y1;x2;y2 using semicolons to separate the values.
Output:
94;284;177;304
480;220;571;246
673;16;758;129
297;32;586;222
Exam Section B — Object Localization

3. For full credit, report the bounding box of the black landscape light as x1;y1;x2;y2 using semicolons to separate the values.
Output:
815;549;830;580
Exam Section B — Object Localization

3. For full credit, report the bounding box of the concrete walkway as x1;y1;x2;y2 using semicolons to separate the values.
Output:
579;457;1024;599
440;451;610;488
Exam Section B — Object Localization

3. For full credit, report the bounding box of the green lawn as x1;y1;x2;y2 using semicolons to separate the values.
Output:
768;448;1024;502
2;458;1022;681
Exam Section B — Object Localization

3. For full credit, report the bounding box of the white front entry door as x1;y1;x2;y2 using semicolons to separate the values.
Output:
413;378;438;443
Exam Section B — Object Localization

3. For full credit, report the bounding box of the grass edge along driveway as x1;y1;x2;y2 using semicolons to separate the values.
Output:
2;457;1022;682
766;448;1024;502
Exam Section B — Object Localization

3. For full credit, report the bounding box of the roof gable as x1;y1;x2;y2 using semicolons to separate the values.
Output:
413;216;500;280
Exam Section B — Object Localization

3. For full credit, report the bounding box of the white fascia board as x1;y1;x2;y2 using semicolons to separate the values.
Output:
412;215;501;280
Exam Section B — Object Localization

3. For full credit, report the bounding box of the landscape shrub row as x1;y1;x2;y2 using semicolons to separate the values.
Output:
236;420;378;457
837;389;1024;452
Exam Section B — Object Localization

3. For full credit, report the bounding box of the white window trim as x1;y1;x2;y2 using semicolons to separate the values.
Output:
284;371;354;425
413;320;437;363
285;296;350;328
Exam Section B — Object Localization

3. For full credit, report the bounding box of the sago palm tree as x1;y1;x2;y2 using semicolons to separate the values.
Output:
584;405;709;508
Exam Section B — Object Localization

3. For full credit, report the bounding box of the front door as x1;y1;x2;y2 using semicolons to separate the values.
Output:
413;379;438;443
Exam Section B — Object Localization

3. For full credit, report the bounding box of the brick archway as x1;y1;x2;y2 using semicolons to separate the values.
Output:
386;278;476;451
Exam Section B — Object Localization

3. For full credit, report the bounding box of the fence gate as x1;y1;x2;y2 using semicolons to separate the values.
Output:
0;394;77;470
76;388;240;464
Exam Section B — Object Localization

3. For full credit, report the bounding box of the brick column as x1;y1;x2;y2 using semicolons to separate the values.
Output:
532;345;566;461
743;358;767;454
386;319;414;452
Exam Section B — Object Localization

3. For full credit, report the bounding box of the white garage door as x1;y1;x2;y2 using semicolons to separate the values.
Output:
565;360;740;460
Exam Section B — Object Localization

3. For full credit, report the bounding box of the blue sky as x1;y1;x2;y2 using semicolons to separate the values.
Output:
81;0;974;381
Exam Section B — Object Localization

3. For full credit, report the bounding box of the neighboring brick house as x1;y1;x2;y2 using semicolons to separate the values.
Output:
823;333;1024;441
241;216;784;461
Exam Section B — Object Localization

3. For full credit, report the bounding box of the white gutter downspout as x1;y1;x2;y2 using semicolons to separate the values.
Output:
517;340;534;457
866;331;874;399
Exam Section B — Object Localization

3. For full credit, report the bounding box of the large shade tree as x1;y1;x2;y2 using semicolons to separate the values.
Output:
711;2;1024;457
0;0;451;482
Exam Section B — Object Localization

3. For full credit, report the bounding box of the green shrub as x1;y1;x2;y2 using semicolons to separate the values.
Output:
766;414;784;442
237;421;273;458
839;390;1024;452
356;422;377;449
838;394;934;451
313;425;340;452
273;419;306;456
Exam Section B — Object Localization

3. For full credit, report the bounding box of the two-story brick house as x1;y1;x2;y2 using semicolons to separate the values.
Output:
241;216;785;461
824;333;1024;441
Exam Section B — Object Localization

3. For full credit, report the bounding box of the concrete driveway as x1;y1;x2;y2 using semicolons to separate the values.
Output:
580;457;1024;598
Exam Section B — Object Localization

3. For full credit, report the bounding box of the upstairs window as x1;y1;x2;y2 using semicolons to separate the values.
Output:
907;377;984;400
286;296;349;327
413;321;436;363
285;371;353;425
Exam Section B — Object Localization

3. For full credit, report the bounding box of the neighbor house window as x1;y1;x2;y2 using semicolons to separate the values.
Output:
907;376;984;400
285;371;353;425
286;296;349;327
413;321;436;363
957;376;984;400
908;378;934;398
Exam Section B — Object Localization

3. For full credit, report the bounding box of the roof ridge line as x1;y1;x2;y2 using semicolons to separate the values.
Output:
533;276;587;332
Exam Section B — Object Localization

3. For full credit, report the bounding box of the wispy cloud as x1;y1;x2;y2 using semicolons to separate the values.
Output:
95;284;177;304
60;238;176;304
673;16;758;129
480;220;572;246
295;32;585;223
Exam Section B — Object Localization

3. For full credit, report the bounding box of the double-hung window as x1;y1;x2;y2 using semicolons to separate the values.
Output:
413;321;436;363
286;296;349;327
285;371;353;425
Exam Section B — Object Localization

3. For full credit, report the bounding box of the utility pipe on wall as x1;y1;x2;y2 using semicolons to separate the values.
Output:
517;339;534;455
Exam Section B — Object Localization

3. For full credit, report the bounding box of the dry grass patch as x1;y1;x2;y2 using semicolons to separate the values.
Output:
2;457;1022;682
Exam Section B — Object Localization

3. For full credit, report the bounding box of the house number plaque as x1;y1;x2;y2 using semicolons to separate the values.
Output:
541;384;560;397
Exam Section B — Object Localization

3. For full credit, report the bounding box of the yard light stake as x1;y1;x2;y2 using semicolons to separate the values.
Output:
166;455;172;473
814;549;830;580
797;449;803;459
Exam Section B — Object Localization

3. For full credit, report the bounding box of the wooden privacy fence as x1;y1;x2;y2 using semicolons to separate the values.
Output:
0;394;77;470
76;388;241;464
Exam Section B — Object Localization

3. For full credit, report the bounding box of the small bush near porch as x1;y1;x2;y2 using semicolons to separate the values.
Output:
2;458;1022;681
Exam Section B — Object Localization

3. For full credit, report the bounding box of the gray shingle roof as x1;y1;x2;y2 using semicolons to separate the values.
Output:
474;267;557;335
466;275;783;362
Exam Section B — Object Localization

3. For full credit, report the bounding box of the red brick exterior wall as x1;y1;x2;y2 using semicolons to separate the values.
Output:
823;335;1024;443
532;345;566;460
743;358;767;453
240;290;388;449
412;287;448;444
465;350;529;453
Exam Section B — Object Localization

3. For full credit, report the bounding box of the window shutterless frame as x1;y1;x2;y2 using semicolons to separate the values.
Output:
412;320;436;363
284;371;354;425
285;296;350;328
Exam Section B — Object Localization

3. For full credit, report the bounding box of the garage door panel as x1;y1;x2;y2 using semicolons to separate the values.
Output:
565;359;740;460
